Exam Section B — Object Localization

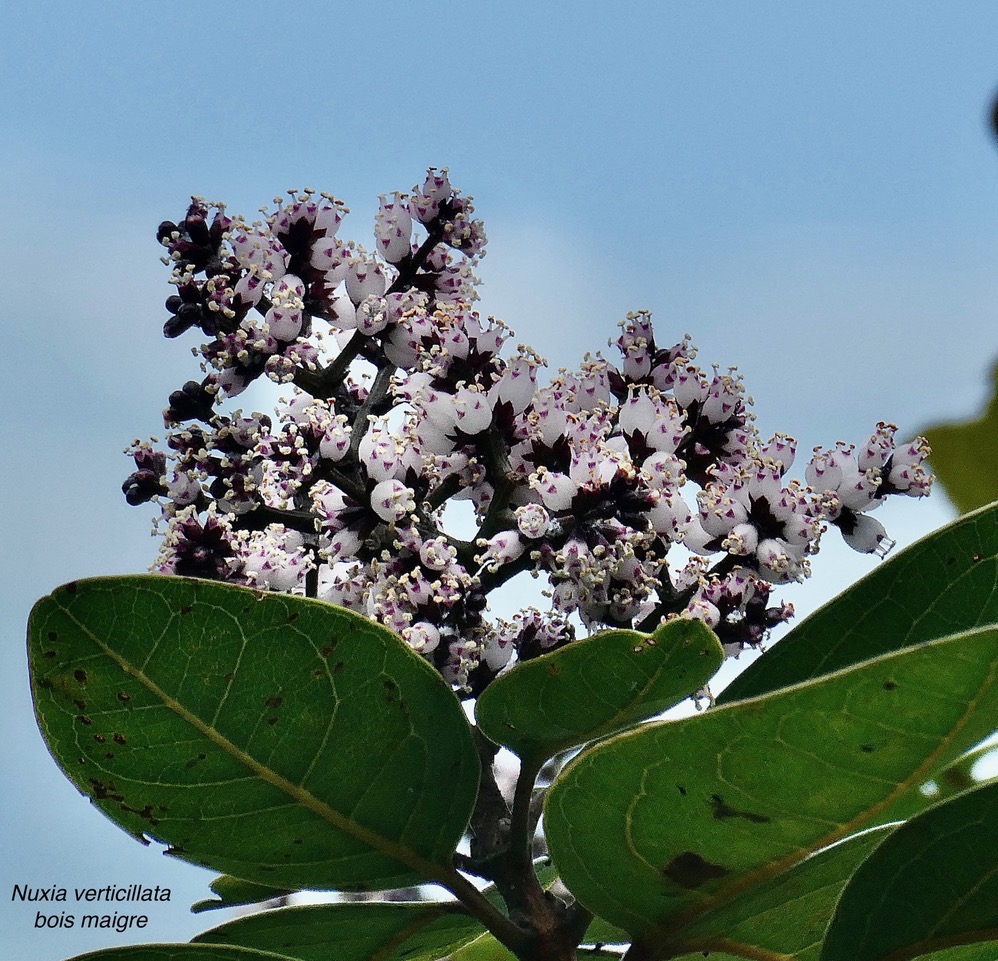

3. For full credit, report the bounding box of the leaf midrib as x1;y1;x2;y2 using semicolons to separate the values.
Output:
643;630;998;951
53;597;454;888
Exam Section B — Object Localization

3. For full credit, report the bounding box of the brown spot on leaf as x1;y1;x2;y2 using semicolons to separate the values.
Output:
332;661;345;675
42;650;57;659
180;605;194;615
546;662;562;675
860;744;875;753
663;852;730;889
883;680;897;691
113;733;127;746
264;696;283;709
972;553;983;563
121;802;160;825
314;668;326;678
287;613;299;623
677;785;688;796
77;715;92;725
47;631;59;641
74;669;88;684
224;672;235;682
267;716;279;726
320;645;334;657
65;581;78;595
94;734;106;744
74;699;87;711
89;778;124;803
117;691;131;702
709;794;770;824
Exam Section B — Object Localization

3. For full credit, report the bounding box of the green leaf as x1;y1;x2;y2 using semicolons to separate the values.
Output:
922;360;998;514
65;947;297;961
28;576;479;892
195;901;484;961
191;876;293;914
676;826;892;960
447;933;519;960
544;626;998;946
821;782;998;961
476;619;722;762
720;501;998;704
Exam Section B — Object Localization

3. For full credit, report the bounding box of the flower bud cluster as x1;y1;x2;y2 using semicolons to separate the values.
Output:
125;170;933;695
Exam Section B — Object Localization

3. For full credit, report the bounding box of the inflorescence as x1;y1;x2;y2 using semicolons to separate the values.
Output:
124;169;933;695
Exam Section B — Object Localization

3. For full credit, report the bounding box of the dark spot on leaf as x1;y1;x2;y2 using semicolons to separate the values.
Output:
94;734;106;744
663;852;730;889
198;752;206;760
77;715;92;725
74;699;87;711
47;631;58;641
65;581;78;595
709;794;770;824
383;679;399;699
287;613;299;623
180;605;194;615
314;668;326;678
332;661;345;675
883;680;897;691
37;677;53;689
860;744;875;753
74;669;88;684
113;733;127;746
267;716;279;725
321;645;334;657
78;757;86;765
224;672;235;682
89;778;124;803
105;752;115;760
972;553;983;563
121;802;159;825
677;785;688;796
117;691;131;702
42;650;57;659
265;696;283;709
546;662;562;676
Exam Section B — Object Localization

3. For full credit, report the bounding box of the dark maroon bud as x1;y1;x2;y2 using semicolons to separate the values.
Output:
156;221;179;244
122;470;167;506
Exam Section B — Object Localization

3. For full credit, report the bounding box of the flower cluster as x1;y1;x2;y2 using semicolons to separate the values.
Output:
125;170;933;694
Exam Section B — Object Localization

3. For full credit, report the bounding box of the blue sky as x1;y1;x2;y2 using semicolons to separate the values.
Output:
2;2;997;957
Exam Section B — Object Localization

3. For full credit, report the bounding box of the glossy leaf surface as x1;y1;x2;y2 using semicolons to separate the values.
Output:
191;876;293;914
66;947;296;961
476;619;722;762
675;826;892;960
821;782;998;961
195;902;483;961
29;576;479;892
545;626;998;942
720;501;998;703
